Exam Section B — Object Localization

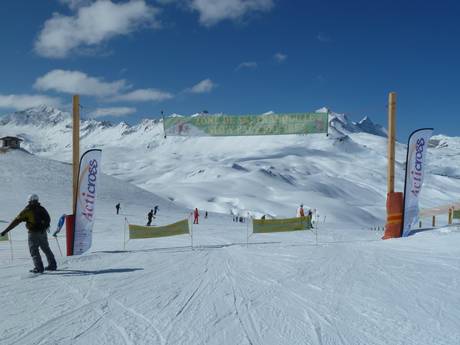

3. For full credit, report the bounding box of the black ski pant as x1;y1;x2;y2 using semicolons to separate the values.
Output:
28;232;57;271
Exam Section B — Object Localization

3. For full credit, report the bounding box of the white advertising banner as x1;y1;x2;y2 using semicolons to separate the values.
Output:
73;149;102;255
402;128;433;237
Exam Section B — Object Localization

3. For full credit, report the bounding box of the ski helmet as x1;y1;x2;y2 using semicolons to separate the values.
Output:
27;194;39;203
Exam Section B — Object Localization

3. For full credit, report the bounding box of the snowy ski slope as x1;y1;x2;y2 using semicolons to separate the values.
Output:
1;147;460;344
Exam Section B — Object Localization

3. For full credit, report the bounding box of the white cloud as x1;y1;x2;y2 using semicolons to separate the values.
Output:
36;0;159;58
112;89;174;102
34;69;173;102
274;52;287;63
188;79;216;94
34;70;128;97
187;0;274;26
58;0;92;10
0;94;62;110
236;61;258;70
88;106;136;118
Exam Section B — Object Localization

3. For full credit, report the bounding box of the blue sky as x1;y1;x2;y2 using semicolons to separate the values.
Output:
0;0;459;139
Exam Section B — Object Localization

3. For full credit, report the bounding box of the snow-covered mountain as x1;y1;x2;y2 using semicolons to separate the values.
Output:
1;105;459;226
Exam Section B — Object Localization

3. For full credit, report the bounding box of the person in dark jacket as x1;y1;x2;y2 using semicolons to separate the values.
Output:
153;205;159;216
1;194;57;273
116;203;121;215
147;209;154;226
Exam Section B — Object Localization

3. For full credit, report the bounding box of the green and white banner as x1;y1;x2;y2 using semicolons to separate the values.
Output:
253;216;312;234
129;219;190;239
453;210;460;220
164;112;328;137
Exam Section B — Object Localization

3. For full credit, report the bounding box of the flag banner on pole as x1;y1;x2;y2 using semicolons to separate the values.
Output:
164;112;328;137
253;216;312;234
402;128;433;237
0;233;8;241
73;149;102;255
453;210;460;220
129;219;190;239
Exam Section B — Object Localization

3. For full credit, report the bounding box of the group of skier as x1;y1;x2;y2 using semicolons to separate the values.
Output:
115;202;209;226
297;204;313;219
115;203;160;226
192;208;208;224
1;194;313;275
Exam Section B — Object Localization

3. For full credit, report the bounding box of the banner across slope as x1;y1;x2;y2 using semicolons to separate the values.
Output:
129;219;190;239
164;112;328;137
253;216;312;234
401;128;433;237
73;149;102;255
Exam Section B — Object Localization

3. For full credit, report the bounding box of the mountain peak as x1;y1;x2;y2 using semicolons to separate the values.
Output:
328;111;387;137
0;105;70;127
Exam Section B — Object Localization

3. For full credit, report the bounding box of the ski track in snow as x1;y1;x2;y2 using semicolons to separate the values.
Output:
1;146;460;344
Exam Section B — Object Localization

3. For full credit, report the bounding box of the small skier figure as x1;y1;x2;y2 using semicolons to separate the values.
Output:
116;203;121;215
205;211;208;219
53;214;66;237
153;205;159;216
193;208;199;224
298;204;305;218
147;209;154;226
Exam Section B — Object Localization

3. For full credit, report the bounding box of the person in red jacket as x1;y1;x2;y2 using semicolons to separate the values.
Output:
193;208;199;224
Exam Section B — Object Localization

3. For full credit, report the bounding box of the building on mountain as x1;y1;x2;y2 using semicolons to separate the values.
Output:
0;136;23;149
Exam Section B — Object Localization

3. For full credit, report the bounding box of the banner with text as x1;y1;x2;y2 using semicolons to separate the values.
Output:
129;219;190;239
73;149;102;255
253;216;312;234
164;112;328;137
453;210;460;220
402;128;433;237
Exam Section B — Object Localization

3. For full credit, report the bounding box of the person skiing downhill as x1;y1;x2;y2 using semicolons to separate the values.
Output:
193;208;199;224
147;209;154;226
153;205;159;216
1;194;57;273
52;214;66;237
116;203;120;215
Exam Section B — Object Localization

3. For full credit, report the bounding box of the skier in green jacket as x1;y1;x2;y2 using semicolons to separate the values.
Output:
1;194;57;274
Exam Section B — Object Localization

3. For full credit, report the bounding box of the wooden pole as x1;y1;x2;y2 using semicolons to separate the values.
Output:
432;216;436;227
448;208;453;225
72;95;80;215
161;110;167;139
387;92;397;193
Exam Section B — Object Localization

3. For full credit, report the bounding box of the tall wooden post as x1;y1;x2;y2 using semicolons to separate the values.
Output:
72;95;80;215
448;208;453;225
387;92;397;193
383;92;403;239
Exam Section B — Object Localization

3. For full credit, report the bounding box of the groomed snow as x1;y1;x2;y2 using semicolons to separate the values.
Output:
1;150;460;345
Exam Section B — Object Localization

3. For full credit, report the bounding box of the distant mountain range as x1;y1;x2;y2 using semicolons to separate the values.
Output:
1;105;458;224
